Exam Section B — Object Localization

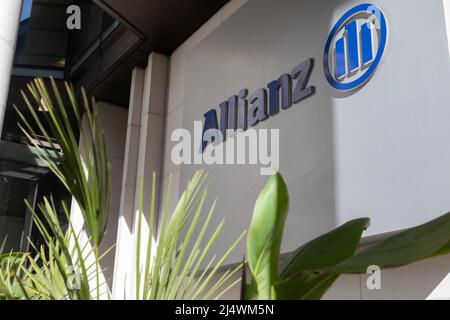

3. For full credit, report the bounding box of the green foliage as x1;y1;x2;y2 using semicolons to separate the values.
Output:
280;218;369;277
0;78;244;300
246;173;289;299
321;211;450;274
23;197;102;300
15;78;109;248
133;171;245;300
0;251;28;300
245;172;450;300
4;77;450;301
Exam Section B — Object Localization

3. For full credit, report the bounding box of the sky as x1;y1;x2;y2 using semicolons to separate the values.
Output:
20;0;33;22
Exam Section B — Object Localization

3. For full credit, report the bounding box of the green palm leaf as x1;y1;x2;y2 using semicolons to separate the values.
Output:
135;170;245;300
7;78;244;300
15;78;109;248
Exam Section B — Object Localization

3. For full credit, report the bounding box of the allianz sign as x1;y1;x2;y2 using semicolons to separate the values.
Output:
201;3;387;151
201;58;315;152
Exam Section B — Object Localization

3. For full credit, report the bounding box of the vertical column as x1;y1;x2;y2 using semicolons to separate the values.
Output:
112;53;169;299
130;53;168;297
0;0;23;135
96;102;128;293
112;68;145;299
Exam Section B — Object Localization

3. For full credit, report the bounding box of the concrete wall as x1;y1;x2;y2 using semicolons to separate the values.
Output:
95;102;127;288
161;0;249;202
156;0;450;299
179;0;450;260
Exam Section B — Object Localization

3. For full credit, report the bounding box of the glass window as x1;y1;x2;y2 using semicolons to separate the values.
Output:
69;0;119;75
0;161;38;252
13;0;73;79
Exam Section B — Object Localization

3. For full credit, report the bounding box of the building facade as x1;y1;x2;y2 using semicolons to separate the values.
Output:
1;0;450;300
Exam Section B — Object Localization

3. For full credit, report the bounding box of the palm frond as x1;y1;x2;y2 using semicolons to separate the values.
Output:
15;78;109;248
7;78;243;300
0;252;28;300
134;170;245;300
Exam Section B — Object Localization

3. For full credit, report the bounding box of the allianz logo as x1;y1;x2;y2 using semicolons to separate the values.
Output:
323;3;387;91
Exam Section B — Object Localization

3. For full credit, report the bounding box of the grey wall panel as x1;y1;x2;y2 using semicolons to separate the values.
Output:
180;0;450;263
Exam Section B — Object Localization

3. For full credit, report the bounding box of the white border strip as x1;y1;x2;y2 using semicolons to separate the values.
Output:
443;0;450;58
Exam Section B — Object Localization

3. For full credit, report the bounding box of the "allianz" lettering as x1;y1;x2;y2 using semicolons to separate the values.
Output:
201;58;316;151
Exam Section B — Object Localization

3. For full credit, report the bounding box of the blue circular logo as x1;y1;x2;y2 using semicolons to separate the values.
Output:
324;3;388;91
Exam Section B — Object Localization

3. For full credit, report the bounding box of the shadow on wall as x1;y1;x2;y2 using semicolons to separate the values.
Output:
73;102;127;291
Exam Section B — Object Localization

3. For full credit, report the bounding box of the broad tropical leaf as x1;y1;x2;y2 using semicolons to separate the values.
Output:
280;218;369;279
323;211;450;274
246;173;289;300
273;272;338;300
272;218;369;300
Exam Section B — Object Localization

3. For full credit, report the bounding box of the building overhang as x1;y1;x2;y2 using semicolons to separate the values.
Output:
72;0;229;107
94;0;229;55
